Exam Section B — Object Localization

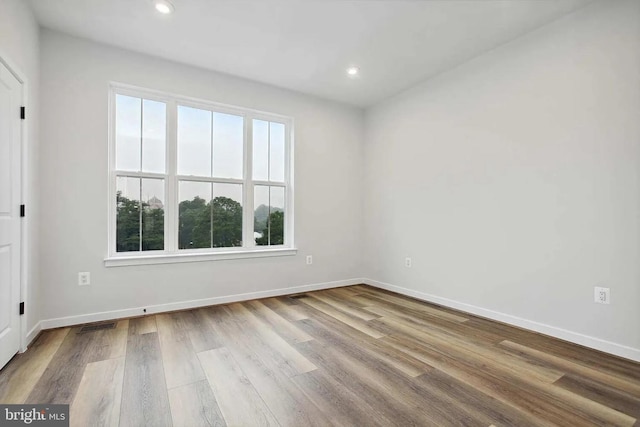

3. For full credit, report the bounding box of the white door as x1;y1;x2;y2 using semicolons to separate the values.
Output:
0;60;22;370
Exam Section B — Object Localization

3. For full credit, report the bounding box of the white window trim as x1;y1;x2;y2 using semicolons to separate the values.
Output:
105;82;295;267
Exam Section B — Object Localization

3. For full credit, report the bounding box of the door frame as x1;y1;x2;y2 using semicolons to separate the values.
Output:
0;49;30;353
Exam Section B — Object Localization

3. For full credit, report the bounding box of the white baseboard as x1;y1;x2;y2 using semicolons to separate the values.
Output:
39;278;364;330
21;321;42;352
363;278;640;363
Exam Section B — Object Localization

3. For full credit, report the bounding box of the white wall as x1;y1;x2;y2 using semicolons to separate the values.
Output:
0;0;40;337
39;30;364;322
364;0;640;358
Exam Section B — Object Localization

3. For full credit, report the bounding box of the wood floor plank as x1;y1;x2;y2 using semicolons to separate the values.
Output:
261;297;309;321
206;307;328;423
555;374;640;421
385;329;638;427
168;380;226;427
119;332;172;427
156;313;206;389
0;328;70;403
501;340;640;398
198;347;279;426
223;334;331;426
380;334;580;427
186;309;224;353
308;291;380;321
70;357;125;427
298;314;431;378
26;327;112;404
298;309;510;425
298;296;385;338
417;368;547;427
324;286;363;298
197;304;332;425
297;339;473;426
470;317;640;382
198;304;311;380
292;369;392;427
380;318;636;426
333;285;366;297
360;295;504;344
362;302;503;345
376;316;565;384
97;327;128;360
244;299;314;344
226;302;317;376
116;319;129;329
128;315;157;335
356;286;470;322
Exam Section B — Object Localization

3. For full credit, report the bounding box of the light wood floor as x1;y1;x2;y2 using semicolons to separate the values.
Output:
1;285;639;426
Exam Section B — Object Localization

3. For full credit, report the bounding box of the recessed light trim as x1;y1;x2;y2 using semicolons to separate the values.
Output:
347;67;360;76
155;0;174;14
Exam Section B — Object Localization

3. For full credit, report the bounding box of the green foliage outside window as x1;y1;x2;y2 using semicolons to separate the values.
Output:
117;192;284;251
255;210;284;246
178;196;243;249
116;191;164;252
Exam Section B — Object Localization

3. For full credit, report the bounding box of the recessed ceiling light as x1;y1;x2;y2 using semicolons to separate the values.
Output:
347;67;359;76
154;0;174;14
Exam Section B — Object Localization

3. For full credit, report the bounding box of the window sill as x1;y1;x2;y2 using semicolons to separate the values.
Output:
104;247;298;267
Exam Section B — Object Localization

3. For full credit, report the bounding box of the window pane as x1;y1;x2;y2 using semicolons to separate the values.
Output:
270;186;285;245
254;185;285;246
212;183;243;248
178;106;212;177
213;112;243;179
179;181;211;249
142;100;166;173
252;119;269;181
141;178;164;251
254;185;269;245
269;122;285;182
116;176;141;252
115;95;141;171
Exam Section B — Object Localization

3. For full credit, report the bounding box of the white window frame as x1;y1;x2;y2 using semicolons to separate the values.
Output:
105;82;295;267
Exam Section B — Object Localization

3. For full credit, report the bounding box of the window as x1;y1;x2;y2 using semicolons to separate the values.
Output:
107;84;294;265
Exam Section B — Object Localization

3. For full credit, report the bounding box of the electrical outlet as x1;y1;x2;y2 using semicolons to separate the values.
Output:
405;257;412;268
594;287;610;304
306;255;313;265
78;272;91;286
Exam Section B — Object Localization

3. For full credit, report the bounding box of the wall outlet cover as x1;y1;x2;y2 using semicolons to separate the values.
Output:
594;286;610;304
78;272;91;286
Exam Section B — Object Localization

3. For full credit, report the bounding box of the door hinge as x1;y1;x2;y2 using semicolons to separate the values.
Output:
19;302;24;315
20;204;25;217
20;106;25;120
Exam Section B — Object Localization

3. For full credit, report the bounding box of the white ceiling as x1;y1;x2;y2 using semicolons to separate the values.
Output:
29;0;594;107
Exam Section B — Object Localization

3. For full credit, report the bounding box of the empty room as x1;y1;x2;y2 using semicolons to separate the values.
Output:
1;0;639;425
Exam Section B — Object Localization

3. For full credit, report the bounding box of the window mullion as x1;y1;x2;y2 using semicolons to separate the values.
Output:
108;89;117;257
166;100;178;253
210;111;214;248
244;116;255;249
138;178;143;251
114;171;167;179
285;119;293;248
175;175;243;185
138;100;144;252
252;180;285;187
